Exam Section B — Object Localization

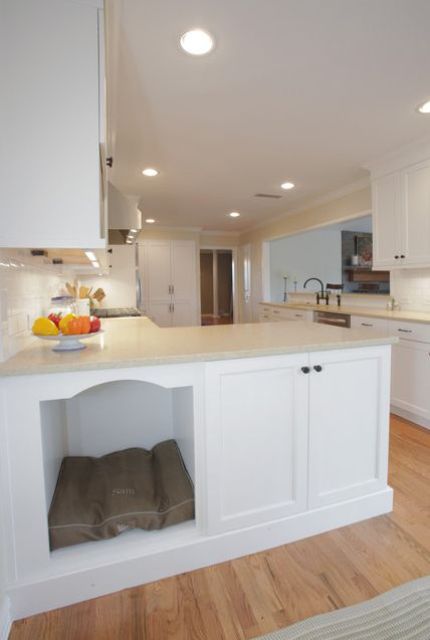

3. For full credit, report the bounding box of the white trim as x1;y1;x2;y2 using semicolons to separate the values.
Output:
391;406;430;431
264;209;372;243
8;488;392;620
200;230;241;237
0;596;11;640
247;178;371;233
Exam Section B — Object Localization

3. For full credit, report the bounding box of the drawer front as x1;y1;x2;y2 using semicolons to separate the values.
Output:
260;305;272;314
259;313;271;322
389;319;430;344
351;315;389;334
270;307;312;322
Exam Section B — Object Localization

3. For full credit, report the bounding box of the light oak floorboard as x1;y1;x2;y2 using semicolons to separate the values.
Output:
9;415;430;640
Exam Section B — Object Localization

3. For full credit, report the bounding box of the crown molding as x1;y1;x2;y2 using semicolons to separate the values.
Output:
363;134;430;178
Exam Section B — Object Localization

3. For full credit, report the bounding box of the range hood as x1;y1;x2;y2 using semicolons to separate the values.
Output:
108;182;142;241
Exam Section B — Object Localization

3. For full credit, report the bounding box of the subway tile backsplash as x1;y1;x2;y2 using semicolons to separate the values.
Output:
0;250;71;361
390;268;430;311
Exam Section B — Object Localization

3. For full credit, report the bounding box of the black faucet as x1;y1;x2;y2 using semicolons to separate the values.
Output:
303;277;330;305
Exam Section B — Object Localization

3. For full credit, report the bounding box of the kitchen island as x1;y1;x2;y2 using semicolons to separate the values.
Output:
0;318;396;620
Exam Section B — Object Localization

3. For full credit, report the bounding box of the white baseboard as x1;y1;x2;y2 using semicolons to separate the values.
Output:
9;488;392;620
0;595;11;640
391;405;430;430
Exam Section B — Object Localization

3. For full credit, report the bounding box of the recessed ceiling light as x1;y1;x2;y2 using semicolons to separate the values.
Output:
126;239;132;244
417;100;430;114
228;211;240;218
130;229;138;233
180;29;214;56
142;168;158;177
281;182;295;190
145;218;155;224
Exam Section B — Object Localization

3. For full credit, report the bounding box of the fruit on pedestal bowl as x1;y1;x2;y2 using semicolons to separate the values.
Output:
59;313;76;334
90;316;101;333
32;317;59;336
67;316;92;335
47;312;62;328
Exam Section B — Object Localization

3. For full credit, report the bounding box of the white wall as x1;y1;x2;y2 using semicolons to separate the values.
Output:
0;249;71;361
269;216;372;302
391;268;430;311
80;245;137;308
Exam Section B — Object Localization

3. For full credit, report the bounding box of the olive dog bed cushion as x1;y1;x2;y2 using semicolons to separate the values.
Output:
48;439;194;550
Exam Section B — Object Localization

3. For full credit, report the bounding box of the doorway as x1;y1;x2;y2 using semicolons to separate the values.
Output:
200;250;234;325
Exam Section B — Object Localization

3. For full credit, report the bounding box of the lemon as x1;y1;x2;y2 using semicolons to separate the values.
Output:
32;317;59;336
59;313;76;334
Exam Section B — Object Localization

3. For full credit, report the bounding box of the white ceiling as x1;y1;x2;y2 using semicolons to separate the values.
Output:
107;0;430;232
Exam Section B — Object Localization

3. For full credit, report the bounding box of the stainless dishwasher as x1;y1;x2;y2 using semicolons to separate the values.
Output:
314;310;351;328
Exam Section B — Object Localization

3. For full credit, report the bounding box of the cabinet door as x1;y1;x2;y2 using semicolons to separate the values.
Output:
0;0;103;248
372;173;402;268
146;302;172;327
308;346;390;509
391;340;430;422
205;355;309;533
172;301;195;327
171;241;198;325
402;160;430;266
140;242;172;302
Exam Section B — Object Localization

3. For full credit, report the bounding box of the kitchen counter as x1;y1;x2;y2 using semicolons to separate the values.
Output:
262;301;430;324
0;316;396;376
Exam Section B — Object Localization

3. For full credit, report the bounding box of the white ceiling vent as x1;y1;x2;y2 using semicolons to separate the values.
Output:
254;193;282;199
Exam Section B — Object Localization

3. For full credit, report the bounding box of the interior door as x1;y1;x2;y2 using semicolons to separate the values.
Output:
205;354;309;534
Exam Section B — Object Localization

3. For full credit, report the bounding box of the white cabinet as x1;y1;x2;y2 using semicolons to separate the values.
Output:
389;319;430;427
138;240;198;326
205;346;391;534
0;0;106;249
205;354;309;533
308;348;390;508
391;339;430;424
371;159;430;269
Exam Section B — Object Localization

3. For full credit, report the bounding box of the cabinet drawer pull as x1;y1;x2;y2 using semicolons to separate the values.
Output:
273;310;280;314
398;328;412;333
295;314;303;318
301;366;310;374
361;322;373;327
313;365;323;372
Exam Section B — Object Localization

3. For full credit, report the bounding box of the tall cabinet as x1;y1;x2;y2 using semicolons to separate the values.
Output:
0;0;106;249
138;240;199;327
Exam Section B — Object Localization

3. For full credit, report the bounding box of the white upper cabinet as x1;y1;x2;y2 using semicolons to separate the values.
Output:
0;0;106;249
369;140;430;269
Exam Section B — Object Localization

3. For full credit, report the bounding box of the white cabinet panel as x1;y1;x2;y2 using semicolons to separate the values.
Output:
351;315;389;334
391;340;430;422
205;355;308;533
0;0;105;248
389;319;430;343
171;241;196;301
372;173;402;268
308;347;390;508
402;160;430;266
139;240;198;326
142;242;172;302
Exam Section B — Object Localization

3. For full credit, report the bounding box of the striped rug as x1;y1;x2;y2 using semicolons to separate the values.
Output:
257;576;430;640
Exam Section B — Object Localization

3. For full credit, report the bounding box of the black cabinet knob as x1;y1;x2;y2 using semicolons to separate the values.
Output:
301;366;310;374
400;255;405;259
313;365;323;372
394;255;399;259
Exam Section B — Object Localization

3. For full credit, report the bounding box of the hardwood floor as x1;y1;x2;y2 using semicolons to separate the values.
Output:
10;415;430;640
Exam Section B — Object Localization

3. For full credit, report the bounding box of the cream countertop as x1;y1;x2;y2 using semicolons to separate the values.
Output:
0;317;396;377
262;302;430;324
